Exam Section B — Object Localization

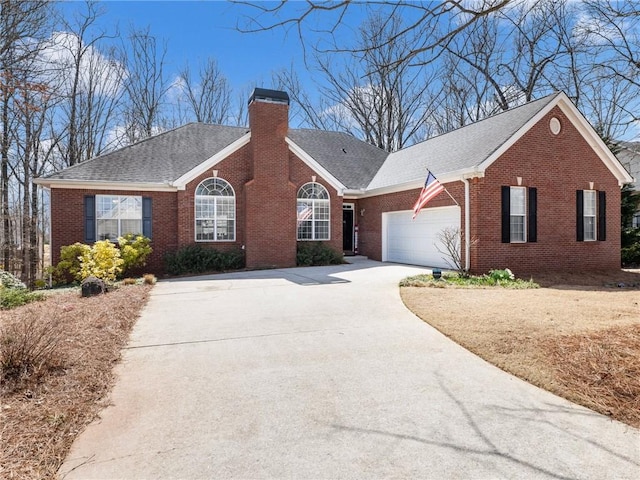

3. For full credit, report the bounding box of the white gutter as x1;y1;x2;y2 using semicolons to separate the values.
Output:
462;177;471;272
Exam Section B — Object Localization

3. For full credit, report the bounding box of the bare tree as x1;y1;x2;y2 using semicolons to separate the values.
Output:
0;0;50;273
237;0;511;67
277;13;440;151
121;26;170;143
176;58;232;124
53;1;125;166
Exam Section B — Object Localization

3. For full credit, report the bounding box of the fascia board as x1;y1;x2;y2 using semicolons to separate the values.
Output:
476;92;634;186
172;132;251;188
33;178;177;192
285;137;347;195
361;168;481;199
554;96;635;186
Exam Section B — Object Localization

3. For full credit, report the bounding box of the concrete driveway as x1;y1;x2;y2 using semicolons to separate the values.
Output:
59;259;640;479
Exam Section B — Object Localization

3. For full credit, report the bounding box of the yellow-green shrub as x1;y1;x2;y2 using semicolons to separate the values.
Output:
51;243;91;284
117;234;152;275
79;240;124;282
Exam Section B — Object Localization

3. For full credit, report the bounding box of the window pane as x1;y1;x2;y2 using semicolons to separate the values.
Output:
510;217;525;242
297;220;312;240
97;219;118;241
315;221;330;240
510;188;526;215
584;191;596;216
97;196;118;219
584;217;596;241
119;197;142;219
196;219;215;241
121;219;142;236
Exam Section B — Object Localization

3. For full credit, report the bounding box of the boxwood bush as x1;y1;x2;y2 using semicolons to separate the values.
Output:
296;242;344;266
163;245;245;275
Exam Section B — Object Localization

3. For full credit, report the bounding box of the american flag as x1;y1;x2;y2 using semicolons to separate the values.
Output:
412;171;444;219
297;205;313;226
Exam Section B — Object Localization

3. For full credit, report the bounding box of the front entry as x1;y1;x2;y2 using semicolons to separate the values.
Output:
343;205;354;253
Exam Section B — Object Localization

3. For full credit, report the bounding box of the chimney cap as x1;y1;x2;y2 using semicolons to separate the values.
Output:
249;88;290;106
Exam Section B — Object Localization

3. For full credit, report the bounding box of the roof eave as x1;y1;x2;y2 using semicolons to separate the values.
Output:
362;168;483;198
33;178;178;192
475;92;635;186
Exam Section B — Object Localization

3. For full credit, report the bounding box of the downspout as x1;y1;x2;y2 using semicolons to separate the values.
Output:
462;178;471;272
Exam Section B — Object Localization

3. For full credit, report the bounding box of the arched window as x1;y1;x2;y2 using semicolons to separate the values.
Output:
195;178;235;241
297;182;330;240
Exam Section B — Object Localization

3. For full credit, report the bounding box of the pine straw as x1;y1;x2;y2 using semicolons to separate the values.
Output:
538;325;640;428
0;285;151;479
401;269;640;431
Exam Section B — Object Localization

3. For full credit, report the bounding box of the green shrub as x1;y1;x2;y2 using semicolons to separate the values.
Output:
296;242;344;266
488;268;515;282
0;270;26;289
79;240;124;282
622;242;640;266
118;234;152;275
51;243;91;285
622;227;640;249
0;288;44;309
163;245;245;275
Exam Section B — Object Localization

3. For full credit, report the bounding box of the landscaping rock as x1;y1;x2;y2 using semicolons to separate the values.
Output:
81;276;107;297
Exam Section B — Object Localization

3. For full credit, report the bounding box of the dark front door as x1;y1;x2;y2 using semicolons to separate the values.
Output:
343;208;354;252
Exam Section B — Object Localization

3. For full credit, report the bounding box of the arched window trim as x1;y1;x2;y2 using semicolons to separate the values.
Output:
195;177;236;242
297;182;330;241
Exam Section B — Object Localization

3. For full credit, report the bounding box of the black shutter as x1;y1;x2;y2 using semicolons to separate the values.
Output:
527;187;537;243
598;191;606;241
576;190;584;242
84;195;96;243
142;197;152;239
501;186;510;243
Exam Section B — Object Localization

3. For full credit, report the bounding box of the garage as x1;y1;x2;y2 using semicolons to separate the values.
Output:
382;206;461;268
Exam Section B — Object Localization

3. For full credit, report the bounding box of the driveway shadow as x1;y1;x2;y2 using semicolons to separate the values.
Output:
159;258;432;287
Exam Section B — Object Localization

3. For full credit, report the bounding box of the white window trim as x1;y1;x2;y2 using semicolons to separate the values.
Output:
297;182;331;241
96;194;143;241
510;186;527;243
583;189;597;242
194;178;236;242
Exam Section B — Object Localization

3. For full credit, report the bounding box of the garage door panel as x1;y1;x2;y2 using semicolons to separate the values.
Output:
383;206;460;268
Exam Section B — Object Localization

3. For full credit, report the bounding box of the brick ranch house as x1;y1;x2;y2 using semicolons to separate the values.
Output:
35;88;634;276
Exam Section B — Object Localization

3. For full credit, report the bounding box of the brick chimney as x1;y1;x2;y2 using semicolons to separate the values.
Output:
244;88;297;269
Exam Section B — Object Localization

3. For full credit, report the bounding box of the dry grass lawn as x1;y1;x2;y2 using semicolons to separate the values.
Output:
0;285;151;479
401;269;640;429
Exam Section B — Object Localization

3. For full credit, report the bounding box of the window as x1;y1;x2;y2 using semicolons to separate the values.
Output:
510;187;526;242
96;195;142;241
583;190;597;241
195;178;235;241
501;186;537;243
576;190;605;242
297;182;330;241
633;212;640;229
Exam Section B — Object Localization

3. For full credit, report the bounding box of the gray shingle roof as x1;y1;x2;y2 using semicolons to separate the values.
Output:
43;123;249;184
40;93;565;192
287;129;388;189
367;93;560;190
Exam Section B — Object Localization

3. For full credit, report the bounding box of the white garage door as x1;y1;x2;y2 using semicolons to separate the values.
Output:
383;206;460;268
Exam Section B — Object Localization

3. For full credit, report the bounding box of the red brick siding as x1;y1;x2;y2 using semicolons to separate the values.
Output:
471;106;621;275
50;188;177;274
178;145;251;256
288;150;343;255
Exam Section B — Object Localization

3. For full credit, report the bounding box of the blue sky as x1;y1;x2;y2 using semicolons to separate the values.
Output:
66;0;359;92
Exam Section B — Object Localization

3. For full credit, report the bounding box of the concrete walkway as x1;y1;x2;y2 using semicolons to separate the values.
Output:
59;260;640;479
